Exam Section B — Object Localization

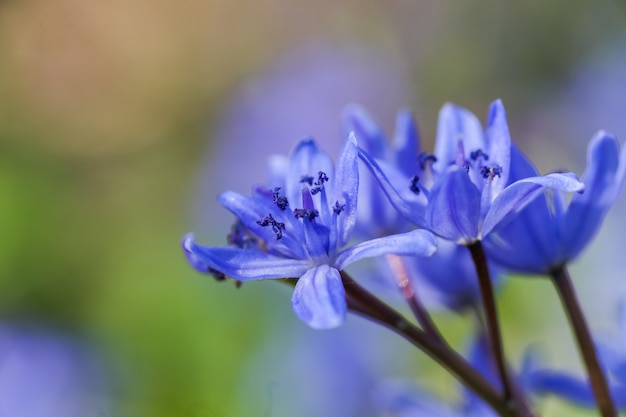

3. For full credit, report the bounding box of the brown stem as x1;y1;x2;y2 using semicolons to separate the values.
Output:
340;271;521;417
467;242;533;416
385;254;444;341
551;266;616;417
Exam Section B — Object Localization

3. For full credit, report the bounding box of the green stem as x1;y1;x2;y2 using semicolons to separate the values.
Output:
551;266;616;417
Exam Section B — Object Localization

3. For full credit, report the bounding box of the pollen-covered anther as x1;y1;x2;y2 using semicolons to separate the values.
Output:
294;208;319;221
208;267;226;282
470;149;489;162
271;187;289;210
256;213;286;240
417;152;438;170
480;165;503;179
300;175;314;186
333;201;345;215
409;175;421;194
311;171;329;195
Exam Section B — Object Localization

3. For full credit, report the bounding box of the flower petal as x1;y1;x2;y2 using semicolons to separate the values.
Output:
291;265;346;329
335;229;436;270
391;109;421;176
182;234;310;280
484;99;511;196
334;133;360;247
433;103;484;175
358;148;427;227
527;370;596;408
286;138;335;210
481;172;584;238
562;131;626;260
425;168;481;244
341;104;387;158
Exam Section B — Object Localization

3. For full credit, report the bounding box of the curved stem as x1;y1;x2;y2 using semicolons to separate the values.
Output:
467;242;533;416
385;254;444;342
340;271;522;417
551;266;616;417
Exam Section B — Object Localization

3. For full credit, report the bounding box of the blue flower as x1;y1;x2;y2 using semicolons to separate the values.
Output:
343;105;503;312
484;131;626;274
183;135;437;329
341;104;420;238
358;99;585;244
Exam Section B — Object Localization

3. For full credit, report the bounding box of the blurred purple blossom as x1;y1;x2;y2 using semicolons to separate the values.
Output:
0;323;111;417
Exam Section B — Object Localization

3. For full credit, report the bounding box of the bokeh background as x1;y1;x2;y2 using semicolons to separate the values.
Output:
1;1;626;416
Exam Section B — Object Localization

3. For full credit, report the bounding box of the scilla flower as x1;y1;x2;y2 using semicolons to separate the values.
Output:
183;135;437;329
343;105;503;312
358;99;585;244
484;131;626;274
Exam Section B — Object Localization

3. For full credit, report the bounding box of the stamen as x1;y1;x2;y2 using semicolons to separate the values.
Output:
271;187;289;211
311;171;329;195
294;208;319;221
333;201;345;215
409;175;421;194
227;221;259;249
208;267;226;281
480;165;503;179
256;214;286;240
417;152;438;170
300;175;314;186
470;149;490;161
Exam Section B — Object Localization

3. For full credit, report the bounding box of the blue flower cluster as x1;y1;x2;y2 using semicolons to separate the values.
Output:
183;99;626;416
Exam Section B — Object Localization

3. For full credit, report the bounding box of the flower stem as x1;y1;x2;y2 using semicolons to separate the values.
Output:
385;254;444;342
551;266;616;417
467;242;528;413
340;271;524;417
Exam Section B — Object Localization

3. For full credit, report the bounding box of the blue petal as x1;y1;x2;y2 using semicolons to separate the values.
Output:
333;133;359;247
266;154;288;188
561;131;626;261
481;172;584;238
433;103;484;175
286;138;335;210
391;109;421;176
182;234;309;280
358;148;427;227
425;168;481;244
341;104;387;158
291;265;346;329
218;191;307;259
527;370;597;407
335;229;437;270
482;145;562;273
484;99;511;196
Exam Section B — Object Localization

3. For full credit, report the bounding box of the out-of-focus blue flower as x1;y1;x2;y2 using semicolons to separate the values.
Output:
183;136;437;329
343;105;502;311
484;131;626;274
358;99;585;244
342;104;418;238
374;331;498;417
525;296;626;409
0;323;111;417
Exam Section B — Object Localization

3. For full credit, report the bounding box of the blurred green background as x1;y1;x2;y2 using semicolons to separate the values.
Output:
1;1;626;416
